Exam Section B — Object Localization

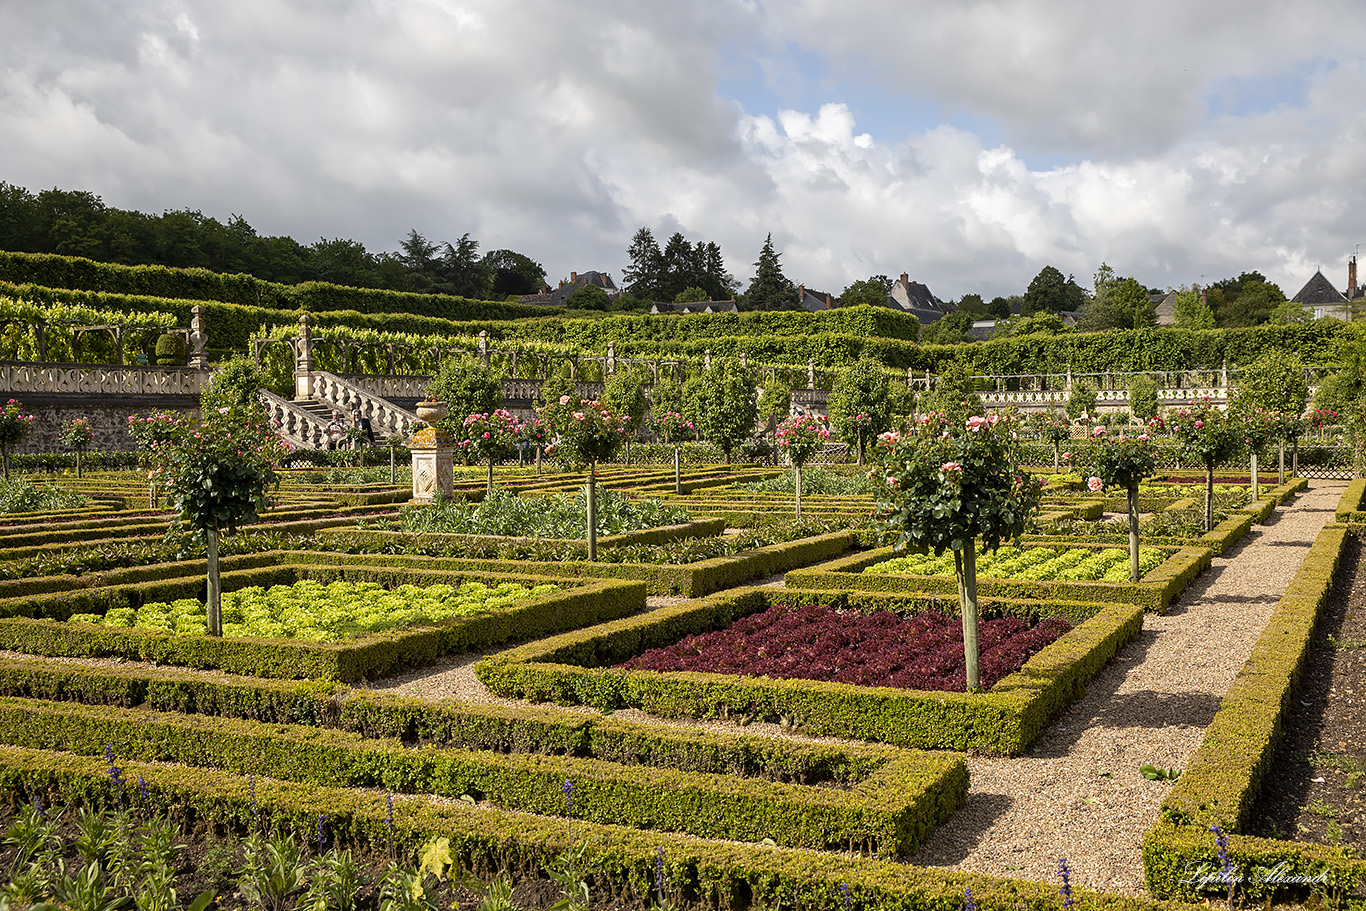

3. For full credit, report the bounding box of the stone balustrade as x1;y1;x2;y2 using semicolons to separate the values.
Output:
312;371;419;437
260;392;327;451
0;361;206;397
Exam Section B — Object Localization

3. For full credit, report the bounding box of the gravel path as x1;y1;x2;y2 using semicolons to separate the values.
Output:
907;481;1345;895
357;483;1344;897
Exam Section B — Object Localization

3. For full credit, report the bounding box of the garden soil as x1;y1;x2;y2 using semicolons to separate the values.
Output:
1249;534;1366;852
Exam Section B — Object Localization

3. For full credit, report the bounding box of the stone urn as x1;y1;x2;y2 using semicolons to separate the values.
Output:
415;400;448;425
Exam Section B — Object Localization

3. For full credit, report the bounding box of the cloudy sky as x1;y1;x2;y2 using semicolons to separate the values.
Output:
3;1;1364;302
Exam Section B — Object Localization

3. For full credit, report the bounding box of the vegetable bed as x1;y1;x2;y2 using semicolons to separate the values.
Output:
67;579;559;642
863;545;1168;583
617;603;1071;692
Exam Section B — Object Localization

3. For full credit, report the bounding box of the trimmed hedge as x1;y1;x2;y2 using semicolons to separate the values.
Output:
785;543;1209;614
0;745;1205;911
0;252;555;321
1334;477;1366;526
0;558;645;681
1142;523;1366;903
474;585;1144;754
348;518;728;557
0;697;963;857
317;529;858;598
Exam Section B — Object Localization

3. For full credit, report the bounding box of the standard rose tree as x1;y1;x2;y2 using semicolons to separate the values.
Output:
876;411;1042;691
462;409;522;493
149;404;286;636
1087;427;1159;582
1169;399;1245;531
60;416;95;478
553;397;628;560
773;414;830;518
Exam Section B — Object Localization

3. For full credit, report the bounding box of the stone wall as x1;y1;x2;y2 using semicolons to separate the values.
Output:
9;395;199;453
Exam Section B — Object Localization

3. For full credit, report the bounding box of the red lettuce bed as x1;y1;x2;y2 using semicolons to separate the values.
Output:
617;604;1071;692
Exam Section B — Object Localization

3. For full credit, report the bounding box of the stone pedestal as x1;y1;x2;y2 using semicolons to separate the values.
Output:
410;401;454;504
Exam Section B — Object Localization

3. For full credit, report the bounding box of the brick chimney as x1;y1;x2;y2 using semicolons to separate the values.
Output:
900;272;909;287
569;271;577;284
1350;255;1358;299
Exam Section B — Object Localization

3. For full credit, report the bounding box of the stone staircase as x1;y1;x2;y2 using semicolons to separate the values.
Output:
262;371;420;452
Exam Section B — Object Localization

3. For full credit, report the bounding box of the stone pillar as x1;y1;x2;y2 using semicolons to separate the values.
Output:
606;342;616;375
294;313;314;400
410;400;454;505
479;331;490;367
191;305;211;371
704;349;712;370
808;358;816;389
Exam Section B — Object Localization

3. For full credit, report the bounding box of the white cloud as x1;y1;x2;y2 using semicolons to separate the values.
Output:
0;1;1363;305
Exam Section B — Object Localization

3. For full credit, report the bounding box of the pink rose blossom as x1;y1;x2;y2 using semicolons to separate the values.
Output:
966;416;989;432
1087;476;1103;492
1092;426;1106;437
941;461;962;473
886;476;899;488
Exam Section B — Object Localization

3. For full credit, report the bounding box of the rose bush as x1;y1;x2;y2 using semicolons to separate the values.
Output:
1168;398;1246;531
876;411;1042;690
462;409;523;492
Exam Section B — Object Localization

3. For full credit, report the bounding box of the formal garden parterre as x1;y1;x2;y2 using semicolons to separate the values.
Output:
0;264;1364;907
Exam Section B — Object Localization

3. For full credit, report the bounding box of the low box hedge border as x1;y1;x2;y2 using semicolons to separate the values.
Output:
1334;477;1366;525
474;585;1144;755
0;558;644;682
0;745;1206;911
0;652;913;785
784;543;1209;613
317;529;858;598
343;517;728;556
0;696;964;858
1142;522;1366;903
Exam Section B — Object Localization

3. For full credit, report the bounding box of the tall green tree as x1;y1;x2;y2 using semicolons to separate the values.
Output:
745;234;798;311
925;360;983;425
425;360;501;434
622;227;664;299
1173;289;1216;329
1207;272;1287;327
692;358;757;463
828;356;891;464
1023;265;1086;315
1235;350;1309;416
484;249;546;296
839;276;893;309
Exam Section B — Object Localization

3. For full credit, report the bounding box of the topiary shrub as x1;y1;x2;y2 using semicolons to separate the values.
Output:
154;332;186;366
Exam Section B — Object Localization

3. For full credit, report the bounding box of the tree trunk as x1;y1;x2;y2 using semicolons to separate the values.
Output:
1;446;8;481
794;464;803;520
1278;442;1285;485
958;545;981;692
206;527;222;637
487;458;494;494
674;446;681;495
389;447;396;484
856;429;864;466
1053;442;1060;472
1250;450;1259;504
75;450;82;479
1128;482;1141;583
535;446;542;474
586;465;598;561
1204;464;1215;532
1292;440;1299;477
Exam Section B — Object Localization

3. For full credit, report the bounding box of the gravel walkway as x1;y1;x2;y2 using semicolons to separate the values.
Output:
907;481;1345;895
358;482;1344;897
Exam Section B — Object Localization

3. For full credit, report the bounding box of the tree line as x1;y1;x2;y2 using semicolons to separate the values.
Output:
0;182;546;299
